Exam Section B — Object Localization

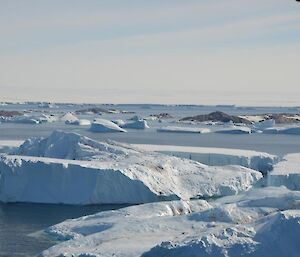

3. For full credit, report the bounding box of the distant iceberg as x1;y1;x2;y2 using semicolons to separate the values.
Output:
90;118;127;132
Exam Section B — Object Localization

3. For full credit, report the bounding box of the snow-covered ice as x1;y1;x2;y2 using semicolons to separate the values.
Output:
134;144;278;174
122;119;149;129
157;126;211;134
90;119;127;133
40;186;300;257
268;153;300;190
0;131;262;204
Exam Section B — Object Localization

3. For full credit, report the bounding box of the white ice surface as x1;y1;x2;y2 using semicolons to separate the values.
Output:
60;112;79;123
122;120;149;129
134;144;278;173
268;153;300;190
67;119;91;126
41;186;300;257
0;131;262;204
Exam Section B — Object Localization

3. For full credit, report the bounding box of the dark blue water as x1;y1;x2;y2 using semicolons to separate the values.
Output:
0;203;129;257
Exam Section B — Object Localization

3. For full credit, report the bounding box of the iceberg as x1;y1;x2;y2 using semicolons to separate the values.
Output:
122;119;149;129
90;119;127;133
134;144;278;174
40;187;300;257
157;126;211;134
268;153;300;190
252;119;275;130
60;112;79;124
66;119;91;126
111;119;126;127
0;131;262;204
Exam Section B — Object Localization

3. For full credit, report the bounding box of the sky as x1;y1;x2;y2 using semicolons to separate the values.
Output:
0;0;299;106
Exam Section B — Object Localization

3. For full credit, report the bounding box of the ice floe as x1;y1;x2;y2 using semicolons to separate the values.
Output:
122;119;149;129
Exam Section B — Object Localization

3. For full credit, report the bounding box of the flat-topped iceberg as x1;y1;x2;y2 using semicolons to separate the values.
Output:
41;187;300;257
0;131;262;204
157;126;211;134
134;144;278;174
268;153;300;190
90;118;127;132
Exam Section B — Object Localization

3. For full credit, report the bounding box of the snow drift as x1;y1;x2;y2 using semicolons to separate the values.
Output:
0;131;262;204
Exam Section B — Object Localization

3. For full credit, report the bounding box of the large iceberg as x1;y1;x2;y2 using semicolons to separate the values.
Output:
263;126;300;135
40;187;300;257
0;131;262;204
122;119;149;129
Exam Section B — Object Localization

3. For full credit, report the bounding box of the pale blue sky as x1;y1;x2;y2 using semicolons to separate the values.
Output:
0;0;299;105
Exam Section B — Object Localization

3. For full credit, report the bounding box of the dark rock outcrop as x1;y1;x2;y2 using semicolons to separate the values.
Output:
180;111;252;124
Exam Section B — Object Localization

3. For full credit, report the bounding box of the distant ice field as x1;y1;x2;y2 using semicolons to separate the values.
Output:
0;104;299;156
